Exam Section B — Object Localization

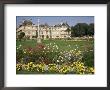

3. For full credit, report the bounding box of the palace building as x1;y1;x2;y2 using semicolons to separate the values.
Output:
16;20;71;39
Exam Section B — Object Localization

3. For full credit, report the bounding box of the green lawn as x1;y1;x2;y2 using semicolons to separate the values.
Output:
16;39;94;51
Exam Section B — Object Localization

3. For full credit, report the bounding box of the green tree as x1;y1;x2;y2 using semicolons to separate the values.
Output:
18;32;25;41
88;23;94;36
71;23;89;37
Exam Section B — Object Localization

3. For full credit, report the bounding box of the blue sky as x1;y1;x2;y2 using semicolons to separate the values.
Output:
16;16;94;27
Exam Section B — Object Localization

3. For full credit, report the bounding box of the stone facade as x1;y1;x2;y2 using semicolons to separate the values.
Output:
16;20;71;39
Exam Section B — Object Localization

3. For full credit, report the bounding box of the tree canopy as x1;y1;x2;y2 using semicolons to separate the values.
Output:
18;32;25;41
71;23;94;37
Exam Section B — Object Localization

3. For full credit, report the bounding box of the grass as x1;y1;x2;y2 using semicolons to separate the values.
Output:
16;39;94;51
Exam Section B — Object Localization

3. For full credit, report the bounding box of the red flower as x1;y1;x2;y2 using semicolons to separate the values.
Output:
36;44;45;49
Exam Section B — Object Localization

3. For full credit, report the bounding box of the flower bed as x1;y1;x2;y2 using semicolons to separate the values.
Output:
16;40;94;74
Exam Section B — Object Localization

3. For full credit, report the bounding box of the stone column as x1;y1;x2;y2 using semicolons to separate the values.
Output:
37;18;41;43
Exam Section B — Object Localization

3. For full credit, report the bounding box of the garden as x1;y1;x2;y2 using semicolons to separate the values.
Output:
16;38;94;74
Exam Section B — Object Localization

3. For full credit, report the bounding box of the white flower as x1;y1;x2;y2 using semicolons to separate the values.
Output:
68;45;71;47
19;44;21;46
60;52;63;54
69;54;71;56
19;44;22;47
61;60;63;62
68;57;71;60
61;57;63;59
57;60;59;62
24;51;26;54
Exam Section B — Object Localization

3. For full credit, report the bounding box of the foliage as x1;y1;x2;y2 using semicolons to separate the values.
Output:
71;23;94;37
18;32;25;41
